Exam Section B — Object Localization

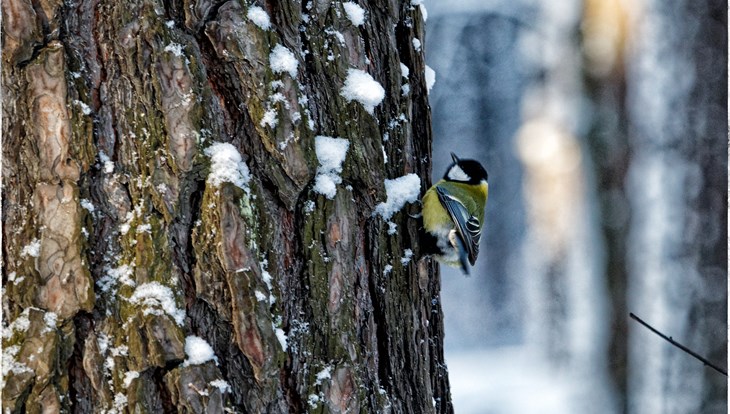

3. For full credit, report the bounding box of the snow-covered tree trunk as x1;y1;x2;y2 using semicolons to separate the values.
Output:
2;0;452;412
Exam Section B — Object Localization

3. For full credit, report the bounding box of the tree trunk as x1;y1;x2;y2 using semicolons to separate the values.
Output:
625;0;727;412
2;0;452;412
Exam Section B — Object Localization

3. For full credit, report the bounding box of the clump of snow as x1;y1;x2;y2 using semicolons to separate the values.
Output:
98;264;136;293
383;264;393;276
425;65;436;93
20;239;41;258
2;345;33;379
2;309;31;340
210;379;231;393
315;366;332;384
270;44;299;77
400;63;410;78
129;282;186;326
411;0;428;21
412;38;422;52
204;142;251;191
123;371;140;388
97;332;110;354
247;5;271;30
308;394;321;407
340;69;385;114
373;174;421;220
313;136;350;199
183;335;218;366
342;2;365;26
401;249;414;265
275;327;288;350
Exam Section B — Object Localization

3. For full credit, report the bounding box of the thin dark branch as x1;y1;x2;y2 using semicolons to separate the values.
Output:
629;312;727;377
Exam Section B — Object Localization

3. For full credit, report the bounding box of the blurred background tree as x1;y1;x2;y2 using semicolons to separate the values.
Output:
427;0;727;412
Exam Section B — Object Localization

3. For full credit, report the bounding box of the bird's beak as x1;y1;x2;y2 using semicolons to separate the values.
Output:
451;152;460;163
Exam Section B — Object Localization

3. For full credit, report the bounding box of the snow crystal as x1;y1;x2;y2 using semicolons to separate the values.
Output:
136;223;151;234
183;335;218;366
342;2;365;26
113;393;128;411
340;69;385;114
204;142;251;191
260;108;278;128
75;100;92;115
80;199;95;213
261;267;273;291
210;379;231;393
373;174;421;220
110;344;128;357
99;151;114;173
129;282;186;326
2;346;33;378
20;239;41;258
97;333;110;354
303;200;316;214
325;28;346;44
42;312;58;333
270;44;299;77
164;43;185;57
165;20;175;28
123;371;140;388
401;84;410;96
247;5;271;30
313;136;350;199
425;65;436;93
412;38;422;52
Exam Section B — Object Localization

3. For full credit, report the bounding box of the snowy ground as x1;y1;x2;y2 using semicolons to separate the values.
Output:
446;347;575;414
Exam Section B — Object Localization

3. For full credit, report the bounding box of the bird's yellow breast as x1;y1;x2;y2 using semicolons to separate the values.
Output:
422;187;451;233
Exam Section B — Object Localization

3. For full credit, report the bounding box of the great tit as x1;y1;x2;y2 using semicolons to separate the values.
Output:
421;153;488;274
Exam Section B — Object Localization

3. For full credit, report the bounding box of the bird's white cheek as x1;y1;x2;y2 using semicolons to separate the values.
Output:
447;165;471;182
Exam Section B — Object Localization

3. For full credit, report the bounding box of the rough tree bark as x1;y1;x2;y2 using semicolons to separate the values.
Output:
2;0;452;412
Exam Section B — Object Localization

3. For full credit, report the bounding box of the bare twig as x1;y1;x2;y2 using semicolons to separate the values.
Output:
629;312;727;377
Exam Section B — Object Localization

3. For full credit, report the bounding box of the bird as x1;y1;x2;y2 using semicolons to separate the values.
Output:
420;152;488;275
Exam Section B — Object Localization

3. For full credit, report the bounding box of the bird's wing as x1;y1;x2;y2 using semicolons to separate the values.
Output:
435;186;481;265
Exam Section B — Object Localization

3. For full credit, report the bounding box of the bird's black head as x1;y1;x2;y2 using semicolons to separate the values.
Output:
443;153;488;184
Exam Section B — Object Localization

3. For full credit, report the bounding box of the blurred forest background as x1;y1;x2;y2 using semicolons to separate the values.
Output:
425;0;728;413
